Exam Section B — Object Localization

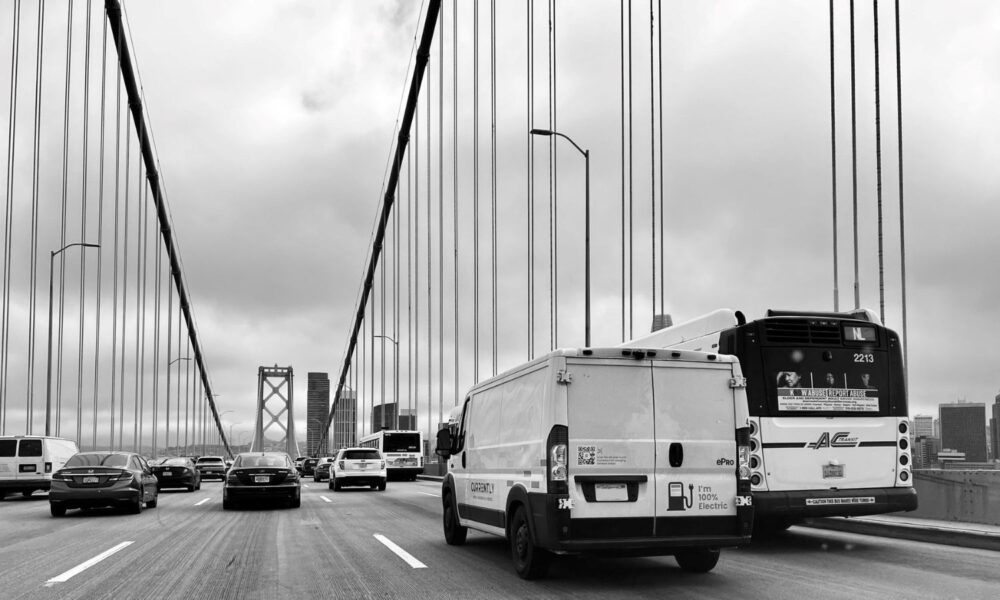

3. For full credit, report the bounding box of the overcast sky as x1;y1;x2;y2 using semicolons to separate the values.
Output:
13;0;991;443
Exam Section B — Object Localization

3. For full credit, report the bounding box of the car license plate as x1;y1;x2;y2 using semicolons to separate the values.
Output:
822;464;845;479
594;483;628;502
163;471;172;476
82;476;99;484
254;475;269;483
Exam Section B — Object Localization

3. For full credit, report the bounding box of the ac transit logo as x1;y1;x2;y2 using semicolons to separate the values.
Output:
807;431;860;449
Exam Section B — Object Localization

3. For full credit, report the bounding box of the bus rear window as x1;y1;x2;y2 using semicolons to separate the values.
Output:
383;433;420;453
764;347;886;415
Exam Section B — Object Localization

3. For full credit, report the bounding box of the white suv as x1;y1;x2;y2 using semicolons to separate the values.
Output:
329;448;386;491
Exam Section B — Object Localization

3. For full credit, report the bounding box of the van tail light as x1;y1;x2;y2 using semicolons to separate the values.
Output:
547;425;568;495
736;426;751;481
45;462;53;473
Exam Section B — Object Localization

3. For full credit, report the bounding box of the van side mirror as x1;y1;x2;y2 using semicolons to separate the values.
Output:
435;428;453;459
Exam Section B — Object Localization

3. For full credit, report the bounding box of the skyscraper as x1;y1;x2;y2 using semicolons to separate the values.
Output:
307;372;331;456
939;402;988;463
333;388;357;451
990;393;1000;461
913;415;935;439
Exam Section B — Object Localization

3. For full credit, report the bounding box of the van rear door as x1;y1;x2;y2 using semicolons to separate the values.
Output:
651;360;739;531
566;358;657;537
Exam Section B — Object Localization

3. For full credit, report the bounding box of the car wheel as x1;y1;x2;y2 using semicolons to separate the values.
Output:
313;475;319;482
146;494;158;509
290;497;301;508
333;478;341;491
223;498;234;510
129;496;144;515
187;485;195;492
510;506;550;579
196;482;201;491
674;548;721;573
22;490;34;498
378;480;386;491
442;492;467;545
50;502;66;517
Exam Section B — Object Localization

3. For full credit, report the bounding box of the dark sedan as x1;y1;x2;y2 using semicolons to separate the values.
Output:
49;451;159;516
312;457;335;482
223;452;300;510
300;457;319;477
151;457;201;492
195;455;228;480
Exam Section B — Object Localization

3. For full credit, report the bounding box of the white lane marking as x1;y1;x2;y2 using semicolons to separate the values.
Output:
418;492;440;498
320;495;332;503
302;484;310;489
195;498;211;506
373;534;427;569
45;541;134;585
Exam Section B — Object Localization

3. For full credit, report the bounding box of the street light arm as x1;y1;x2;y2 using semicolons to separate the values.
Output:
529;128;587;158
52;242;101;259
373;334;398;345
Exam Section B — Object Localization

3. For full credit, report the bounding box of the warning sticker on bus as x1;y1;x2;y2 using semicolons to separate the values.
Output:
777;388;879;412
806;496;875;506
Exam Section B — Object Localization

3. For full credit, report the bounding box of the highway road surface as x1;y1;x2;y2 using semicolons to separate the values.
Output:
1;478;996;599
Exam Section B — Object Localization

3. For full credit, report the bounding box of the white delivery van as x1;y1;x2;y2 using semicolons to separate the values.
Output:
0;436;79;499
435;347;753;579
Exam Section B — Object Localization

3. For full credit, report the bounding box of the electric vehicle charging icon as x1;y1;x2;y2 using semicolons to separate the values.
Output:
667;482;694;511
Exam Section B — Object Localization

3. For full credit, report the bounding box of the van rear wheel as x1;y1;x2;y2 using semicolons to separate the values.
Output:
510;506;550;579
442;493;467;545
674;548;720;573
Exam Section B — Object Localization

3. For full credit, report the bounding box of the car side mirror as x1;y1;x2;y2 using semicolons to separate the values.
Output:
435;428;453;459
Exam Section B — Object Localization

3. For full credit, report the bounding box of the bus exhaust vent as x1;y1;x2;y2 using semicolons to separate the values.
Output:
764;320;841;345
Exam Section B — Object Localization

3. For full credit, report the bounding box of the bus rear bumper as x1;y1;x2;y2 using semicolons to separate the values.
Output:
755;486;918;519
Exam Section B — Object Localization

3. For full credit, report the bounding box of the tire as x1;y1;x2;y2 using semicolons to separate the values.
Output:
187;485;195;492
223;498;234;511
314;475;320;482
290;497;301;508
328;480;334;490
674;548;721;573
129;496;144;515
509;506;550;579
50;502;66;517
442;493;467;546
146;494;158;509
22;490;34;498
196;482;201;491
753;517;794;537
378;480;386;491
333;478;341;491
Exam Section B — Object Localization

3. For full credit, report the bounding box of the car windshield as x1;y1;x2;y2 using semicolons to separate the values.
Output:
237;455;288;468
197;457;224;464
161;458;191;467
65;453;129;468
342;450;381;460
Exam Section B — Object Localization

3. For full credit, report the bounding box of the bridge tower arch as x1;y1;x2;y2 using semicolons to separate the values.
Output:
255;366;297;457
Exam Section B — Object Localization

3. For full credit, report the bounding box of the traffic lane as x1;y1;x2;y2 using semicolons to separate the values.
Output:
0;485;223;598
732;525;1000;600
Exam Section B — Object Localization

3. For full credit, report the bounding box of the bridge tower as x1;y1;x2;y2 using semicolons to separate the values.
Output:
254;366;297;456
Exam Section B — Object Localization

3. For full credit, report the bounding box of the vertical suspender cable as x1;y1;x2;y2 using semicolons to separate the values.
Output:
894;0;908;381
451;1;459;406
829;0;839;311
27;1;47;435
619;0;626;342
849;0;860;309
379;240;385;430
132;161;143;450
76;0;94;447
152;227;161;455
394;153;400;429
474;0;481;377
165;268;172;452
436;7;443;418
548;0;557;350
92;14;108;449
627;0;634;338
490;0;498;376
136;176;149;451
527;0;534;360
657;0;664;315
56;0;75;436
408;148;413;423
2;0;23;434
425;82;432;444
649;0;656;324
183;336;190;452
118;114;130;449
109;50;121;449
872;0;886;323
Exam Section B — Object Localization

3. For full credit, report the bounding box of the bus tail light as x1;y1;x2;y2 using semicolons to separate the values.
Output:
747;417;766;490
547;425;568;495
736;429;751;481
895;417;912;486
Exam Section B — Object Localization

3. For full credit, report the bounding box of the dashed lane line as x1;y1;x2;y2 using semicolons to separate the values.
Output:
320;496;332;503
418;492;440;497
373;534;427;569
195;498;211;506
45;541;134;586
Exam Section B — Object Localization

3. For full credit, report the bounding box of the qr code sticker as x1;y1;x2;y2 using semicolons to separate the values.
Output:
578;446;596;465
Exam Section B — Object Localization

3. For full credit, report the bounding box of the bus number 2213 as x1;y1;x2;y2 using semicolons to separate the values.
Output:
853;353;874;363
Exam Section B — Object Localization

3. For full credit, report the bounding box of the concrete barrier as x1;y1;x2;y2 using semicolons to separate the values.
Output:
909;470;1000;526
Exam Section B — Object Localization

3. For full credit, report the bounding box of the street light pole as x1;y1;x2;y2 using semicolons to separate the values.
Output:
373;334;399;429
46;242;100;436
529;128;591;346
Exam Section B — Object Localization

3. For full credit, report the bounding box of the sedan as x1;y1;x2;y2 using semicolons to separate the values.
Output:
330;448;386;491
49;451;159;516
300;457;319;478
223;452;300;510
312;457;335;482
151;457;201;492
195;456;228;481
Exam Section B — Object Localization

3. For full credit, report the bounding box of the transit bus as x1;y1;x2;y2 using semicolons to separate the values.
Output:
358;430;424;480
621;308;917;532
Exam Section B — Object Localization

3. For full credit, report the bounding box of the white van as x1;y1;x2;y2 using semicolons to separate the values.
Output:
435;347;753;579
0;436;79;499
